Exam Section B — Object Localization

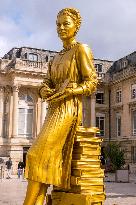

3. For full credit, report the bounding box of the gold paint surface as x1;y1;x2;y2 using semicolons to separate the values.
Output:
72;154;100;160
69;128;105;203
24;7;104;205
76;126;100;133
25;7;98;187
52;128;105;204
70;185;104;194
52;192;105;205
71;169;104;177
72;146;101;155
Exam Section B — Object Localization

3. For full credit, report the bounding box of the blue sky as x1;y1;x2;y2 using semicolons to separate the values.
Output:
0;0;136;60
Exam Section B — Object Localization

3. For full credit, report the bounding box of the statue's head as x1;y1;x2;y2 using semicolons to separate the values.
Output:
56;8;81;41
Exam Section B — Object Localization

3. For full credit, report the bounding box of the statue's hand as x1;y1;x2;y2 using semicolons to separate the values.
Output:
39;86;55;99
65;88;74;96
65;86;84;96
46;86;83;102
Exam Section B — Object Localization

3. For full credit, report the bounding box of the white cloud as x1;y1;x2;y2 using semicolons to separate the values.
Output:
0;0;136;60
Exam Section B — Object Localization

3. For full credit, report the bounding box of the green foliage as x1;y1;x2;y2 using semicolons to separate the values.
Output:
104;142;125;171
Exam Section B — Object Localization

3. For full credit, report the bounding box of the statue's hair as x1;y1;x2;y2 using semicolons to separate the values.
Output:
57;8;82;34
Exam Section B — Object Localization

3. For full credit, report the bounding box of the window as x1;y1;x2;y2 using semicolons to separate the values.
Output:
18;108;33;136
24;53;27;59
116;89;122;103
45;55;48;62
19;95;33;103
116;113;121;137
120;60;128;69
50;55;54;61
131;84;136;99
96;114;105;136
95;64;103;72
18;94;34;137
27;95;33;103
131;146;136;163
96;92;104;104
16;50;21;58
132;110;136;135
122;60;128;68
28;53;38;61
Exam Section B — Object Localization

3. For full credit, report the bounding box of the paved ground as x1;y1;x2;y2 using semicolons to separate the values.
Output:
105;182;136;205
0;175;136;205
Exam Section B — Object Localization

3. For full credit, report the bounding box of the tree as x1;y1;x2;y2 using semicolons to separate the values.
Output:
104;142;125;171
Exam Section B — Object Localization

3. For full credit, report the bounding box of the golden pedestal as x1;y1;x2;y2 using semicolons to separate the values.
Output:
51;126;105;205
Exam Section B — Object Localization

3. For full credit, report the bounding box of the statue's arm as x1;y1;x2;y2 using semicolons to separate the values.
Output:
66;44;98;96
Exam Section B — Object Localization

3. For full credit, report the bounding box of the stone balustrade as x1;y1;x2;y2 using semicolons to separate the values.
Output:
110;66;136;82
0;58;48;74
15;59;48;73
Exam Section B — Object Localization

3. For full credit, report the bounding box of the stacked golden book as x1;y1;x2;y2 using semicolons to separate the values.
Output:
51;126;105;205
69;126;105;204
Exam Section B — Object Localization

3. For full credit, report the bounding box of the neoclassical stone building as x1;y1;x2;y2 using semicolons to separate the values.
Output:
96;51;136;171
108;52;136;167
0;47;57;172
0;46;136;173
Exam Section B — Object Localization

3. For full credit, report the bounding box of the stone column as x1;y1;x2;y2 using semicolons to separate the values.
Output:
41;100;47;126
82;96;91;127
82;93;96;128
0;86;4;137
11;85;19;137
8;94;13;138
91;93;96;127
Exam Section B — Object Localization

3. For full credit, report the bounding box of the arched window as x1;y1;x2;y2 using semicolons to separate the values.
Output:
18;94;34;137
45;55;48;62
24;53;27;59
28;53;38;61
19;95;33;103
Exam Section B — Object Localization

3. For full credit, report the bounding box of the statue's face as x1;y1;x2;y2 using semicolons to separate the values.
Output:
57;14;77;41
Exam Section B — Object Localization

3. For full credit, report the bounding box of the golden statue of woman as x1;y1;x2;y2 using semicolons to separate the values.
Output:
23;8;97;205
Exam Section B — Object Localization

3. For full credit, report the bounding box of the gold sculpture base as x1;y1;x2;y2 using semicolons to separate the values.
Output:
50;126;105;205
51;192;104;205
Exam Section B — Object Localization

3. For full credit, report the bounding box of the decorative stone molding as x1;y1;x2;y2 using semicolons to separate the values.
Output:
5;85;12;94
129;101;136;112
0;86;4;92
19;87;37;103
12;85;19;92
96;106;109;112
111;66;136;84
111;104;123;111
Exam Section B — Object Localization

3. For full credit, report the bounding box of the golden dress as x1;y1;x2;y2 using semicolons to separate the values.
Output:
25;43;97;189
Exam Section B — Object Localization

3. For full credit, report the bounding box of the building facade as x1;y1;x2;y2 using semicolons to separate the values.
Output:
0;47;57;173
0;47;136;173
107;52;136;168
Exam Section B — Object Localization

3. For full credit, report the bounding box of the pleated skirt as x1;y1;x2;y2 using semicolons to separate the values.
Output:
25;97;82;188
